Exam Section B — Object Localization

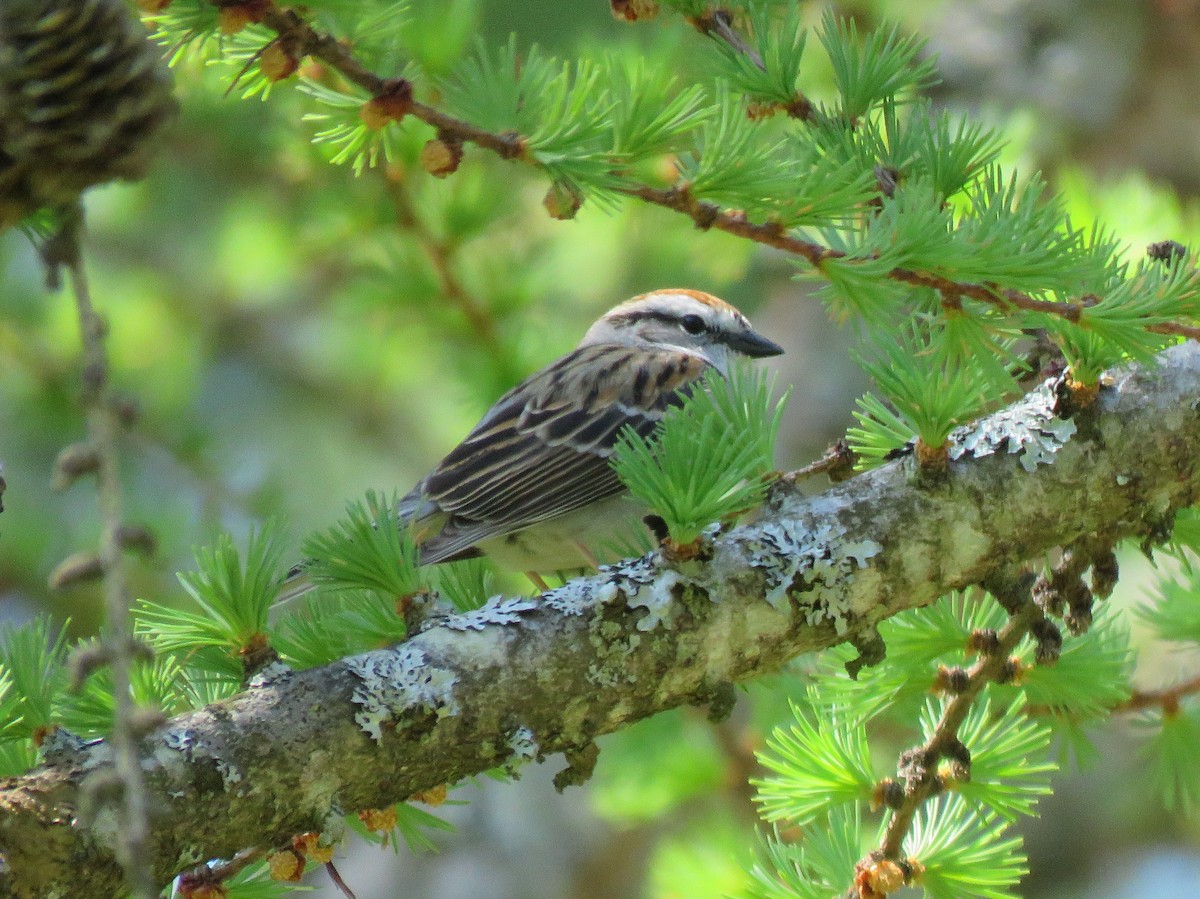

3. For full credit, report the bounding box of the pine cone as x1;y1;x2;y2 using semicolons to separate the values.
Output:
0;0;176;229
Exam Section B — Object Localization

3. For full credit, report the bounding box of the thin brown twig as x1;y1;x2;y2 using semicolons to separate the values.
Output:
55;207;156;899
223;1;1200;341
1117;673;1200;714
1148;321;1200;342
1024;672;1200;720
781;439;857;484
382;176;503;353
686;7;816;120
326;860;359;899
692;8;765;69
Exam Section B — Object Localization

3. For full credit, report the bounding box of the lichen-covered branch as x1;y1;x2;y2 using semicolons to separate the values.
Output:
3;345;1200;897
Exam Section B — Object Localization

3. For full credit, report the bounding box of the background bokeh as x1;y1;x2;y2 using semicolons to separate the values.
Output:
3;1;1200;896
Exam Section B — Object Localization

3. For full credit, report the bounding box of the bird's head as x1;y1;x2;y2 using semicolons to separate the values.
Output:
579;289;783;371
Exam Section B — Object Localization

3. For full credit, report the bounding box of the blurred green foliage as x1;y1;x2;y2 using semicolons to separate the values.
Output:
5;1;1200;898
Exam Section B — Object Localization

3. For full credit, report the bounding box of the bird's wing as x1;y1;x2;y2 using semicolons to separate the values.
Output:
405;344;709;564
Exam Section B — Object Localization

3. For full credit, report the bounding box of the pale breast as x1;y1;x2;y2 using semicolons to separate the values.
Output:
474;494;650;572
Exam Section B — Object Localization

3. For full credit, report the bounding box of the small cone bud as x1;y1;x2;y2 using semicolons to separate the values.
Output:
866;859;906;894
260;41;300;83
611;0;660;21
420;138;462;178
48;552;105;589
51;442;100;491
361;80;414;130
543;180;583;220
217;1;268;35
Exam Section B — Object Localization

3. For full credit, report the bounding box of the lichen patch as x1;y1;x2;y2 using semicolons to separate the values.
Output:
949;380;1076;472
345;645;459;742
743;520;881;634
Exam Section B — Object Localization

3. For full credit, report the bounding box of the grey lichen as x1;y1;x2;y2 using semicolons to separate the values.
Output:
949;379;1076;471
40;728;106;768
345;644;459;742
506;725;538;767
157;726;244;790
744;519;881;633
444;596;538;631
542;570;622;616
625;569;684;631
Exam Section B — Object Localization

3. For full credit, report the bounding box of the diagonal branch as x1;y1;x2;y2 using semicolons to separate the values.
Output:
3;344;1200;897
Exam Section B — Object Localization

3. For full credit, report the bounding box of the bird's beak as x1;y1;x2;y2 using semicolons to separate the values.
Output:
727;329;784;358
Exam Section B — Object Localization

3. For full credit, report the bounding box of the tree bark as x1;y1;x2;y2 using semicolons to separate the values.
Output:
3;345;1200;898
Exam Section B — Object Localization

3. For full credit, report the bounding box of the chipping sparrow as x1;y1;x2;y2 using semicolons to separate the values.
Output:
282;289;782;598
398;289;783;578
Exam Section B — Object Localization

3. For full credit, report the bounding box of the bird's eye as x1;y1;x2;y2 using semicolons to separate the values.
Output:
681;314;706;335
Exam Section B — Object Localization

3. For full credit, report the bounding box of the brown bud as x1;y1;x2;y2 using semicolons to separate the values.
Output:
611;0;660;21
966;628;1000;656
420;138;463;178
940;737;971;782
871;778;905;810
1032;618;1063;666
67;642;112;691
48;552;105;590
997;655;1024;685
260;41;300;83
1065;600;1093;637
933;665;970;696
915;438;949;471
543;180;583;220
217;1;269;35
117;523;157;557
361;79;414;130
865;858;907;895
135;0;173;11
239;632;279;676
51;443;100;491
746;100;780;121
110;394;141;428
853;855;887;899
1064;376;1100;408
1091;550;1119;600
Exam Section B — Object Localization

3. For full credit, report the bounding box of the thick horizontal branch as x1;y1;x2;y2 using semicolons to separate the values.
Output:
3;346;1200;896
